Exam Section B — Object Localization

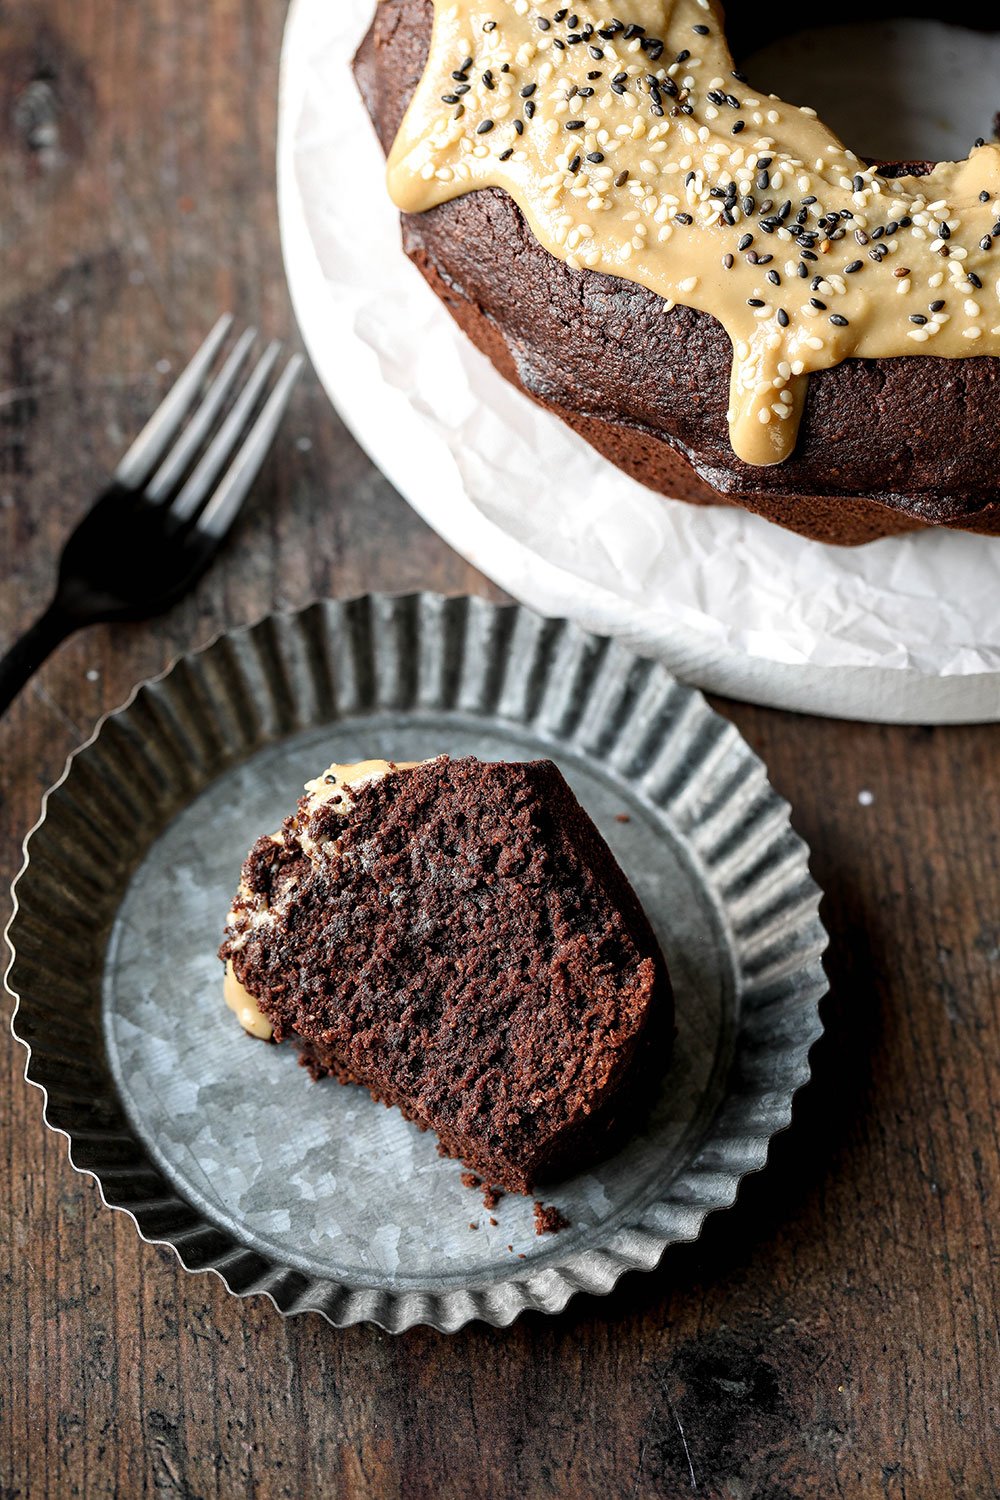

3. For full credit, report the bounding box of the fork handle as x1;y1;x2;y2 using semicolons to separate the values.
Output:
0;601;76;718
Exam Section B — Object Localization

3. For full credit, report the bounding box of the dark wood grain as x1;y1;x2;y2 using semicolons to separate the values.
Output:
1;3;997;1497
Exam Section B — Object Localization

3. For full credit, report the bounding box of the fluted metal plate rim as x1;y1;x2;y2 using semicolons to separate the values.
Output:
6;594;828;1332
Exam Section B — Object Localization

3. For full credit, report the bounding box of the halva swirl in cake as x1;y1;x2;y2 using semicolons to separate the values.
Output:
220;756;672;1193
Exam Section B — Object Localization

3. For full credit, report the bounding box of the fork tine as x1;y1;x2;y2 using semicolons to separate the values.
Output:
168;341;284;524
114;313;233;489
194;355;305;540
144;327;258;502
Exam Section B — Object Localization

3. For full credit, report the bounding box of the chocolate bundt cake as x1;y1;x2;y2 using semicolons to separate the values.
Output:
355;1;1000;544
220;756;672;1193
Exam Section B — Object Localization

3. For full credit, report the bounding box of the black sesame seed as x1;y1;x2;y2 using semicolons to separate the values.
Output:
723;253;734;269
909;313;928;324
747;297;765;307
845;260;863;273
830;314;849;326
968;271;984;289
777;308;789;327
738;233;753;251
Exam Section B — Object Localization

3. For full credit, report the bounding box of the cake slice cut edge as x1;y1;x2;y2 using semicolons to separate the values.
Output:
219;755;673;1194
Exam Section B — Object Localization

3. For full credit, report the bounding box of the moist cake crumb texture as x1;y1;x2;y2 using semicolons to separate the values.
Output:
220;755;673;1194
534;1201;571;1236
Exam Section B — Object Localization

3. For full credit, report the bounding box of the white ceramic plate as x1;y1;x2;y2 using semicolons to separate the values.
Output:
277;0;1000;723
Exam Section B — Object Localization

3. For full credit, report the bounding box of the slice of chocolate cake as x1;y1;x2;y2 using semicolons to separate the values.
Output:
220;756;672;1193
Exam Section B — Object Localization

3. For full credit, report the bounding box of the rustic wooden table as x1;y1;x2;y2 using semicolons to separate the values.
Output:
2;4;998;1497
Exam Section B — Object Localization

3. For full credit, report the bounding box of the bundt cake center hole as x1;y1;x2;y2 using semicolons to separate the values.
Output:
739;17;1000;165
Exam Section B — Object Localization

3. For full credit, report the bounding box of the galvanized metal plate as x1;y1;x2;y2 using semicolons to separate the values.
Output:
6;595;828;1331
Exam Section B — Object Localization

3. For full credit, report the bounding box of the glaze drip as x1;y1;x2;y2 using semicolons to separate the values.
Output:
386;0;1000;466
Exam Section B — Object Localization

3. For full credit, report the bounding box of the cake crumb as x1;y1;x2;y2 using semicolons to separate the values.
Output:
468;1222;478;1231
461;1170;481;1190
482;1184;502;1210
615;813;631;824
533;1201;570;1236
489;1216;498;1227
507;1244;514;1253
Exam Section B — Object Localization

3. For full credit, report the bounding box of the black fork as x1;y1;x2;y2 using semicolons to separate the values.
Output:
0;315;304;716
